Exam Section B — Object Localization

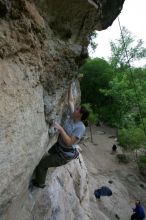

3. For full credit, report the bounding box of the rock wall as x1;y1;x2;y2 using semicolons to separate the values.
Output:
0;0;125;219
3;155;90;220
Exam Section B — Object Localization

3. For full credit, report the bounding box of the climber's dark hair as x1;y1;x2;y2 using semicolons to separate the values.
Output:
80;105;90;122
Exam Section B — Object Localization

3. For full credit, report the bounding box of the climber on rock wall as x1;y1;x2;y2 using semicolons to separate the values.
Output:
31;83;89;188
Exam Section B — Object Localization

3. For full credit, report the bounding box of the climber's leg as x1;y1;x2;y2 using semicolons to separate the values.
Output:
33;144;67;187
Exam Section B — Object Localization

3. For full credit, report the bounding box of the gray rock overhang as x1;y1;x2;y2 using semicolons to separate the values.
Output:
34;0;125;45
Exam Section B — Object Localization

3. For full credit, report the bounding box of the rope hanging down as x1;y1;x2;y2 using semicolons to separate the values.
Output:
117;17;146;136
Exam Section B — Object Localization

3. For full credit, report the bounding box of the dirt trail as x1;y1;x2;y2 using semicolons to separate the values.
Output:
80;125;146;220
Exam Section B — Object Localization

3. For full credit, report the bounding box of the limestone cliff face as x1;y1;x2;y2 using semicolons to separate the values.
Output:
0;0;124;219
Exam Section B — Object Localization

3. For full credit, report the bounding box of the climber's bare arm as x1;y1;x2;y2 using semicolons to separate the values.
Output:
68;83;74;113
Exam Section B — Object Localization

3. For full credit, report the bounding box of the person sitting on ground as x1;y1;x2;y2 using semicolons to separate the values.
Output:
31;83;89;188
112;144;117;152
131;200;145;220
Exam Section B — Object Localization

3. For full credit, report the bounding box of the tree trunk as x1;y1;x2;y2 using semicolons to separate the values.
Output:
89;124;93;143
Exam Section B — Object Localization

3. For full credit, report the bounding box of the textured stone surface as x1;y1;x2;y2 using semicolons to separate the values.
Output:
0;0;125;219
2;155;89;220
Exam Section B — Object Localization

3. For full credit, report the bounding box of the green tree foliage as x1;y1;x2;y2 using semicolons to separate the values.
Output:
100;71;136;126
100;27;146;126
100;66;146;127
80;27;146;158
80;58;113;114
132;68;146;117
118;127;146;151
109;27;146;69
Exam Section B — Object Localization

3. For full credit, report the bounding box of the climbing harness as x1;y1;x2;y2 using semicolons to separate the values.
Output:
55;142;79;161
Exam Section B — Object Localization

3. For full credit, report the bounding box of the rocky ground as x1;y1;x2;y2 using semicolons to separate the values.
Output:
80;125;146;220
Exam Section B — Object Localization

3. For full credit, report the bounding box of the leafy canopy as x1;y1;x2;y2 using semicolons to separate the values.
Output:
109;27;146;69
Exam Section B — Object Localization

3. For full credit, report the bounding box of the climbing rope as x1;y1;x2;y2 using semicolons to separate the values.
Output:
117;17;146;136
